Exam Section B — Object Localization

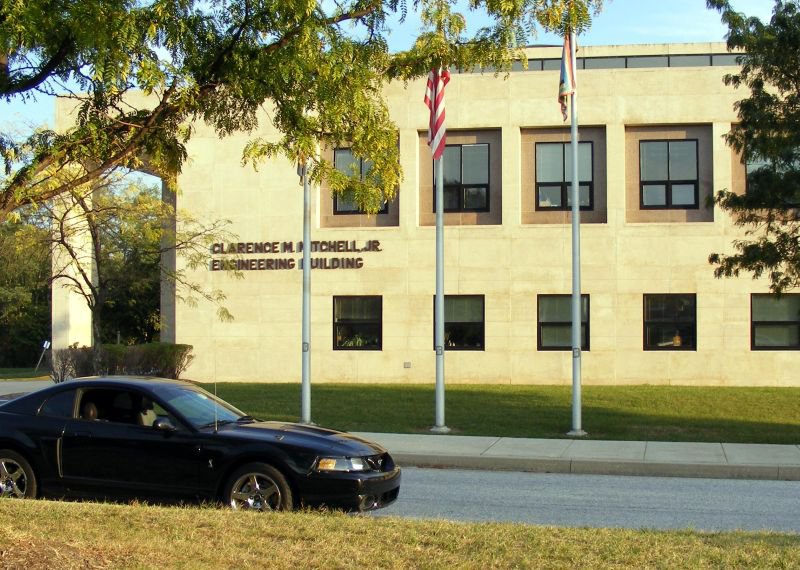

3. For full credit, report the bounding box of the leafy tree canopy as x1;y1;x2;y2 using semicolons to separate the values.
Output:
707;0;800;292
0;213;50;366
1;0;602;221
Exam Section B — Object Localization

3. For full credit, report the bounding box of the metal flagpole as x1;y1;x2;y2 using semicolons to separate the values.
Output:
567;31;586;437
425;68;450;433
432;154;449;433
300;160;312;425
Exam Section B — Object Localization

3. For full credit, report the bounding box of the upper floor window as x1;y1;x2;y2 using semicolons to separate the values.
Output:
643;294;696;350
436;144;490;212
537;294;590;350
751;294;800;350
434;295;485;350
745;151;800;206
535;142;593;210
640;140;699;209
334;296;382;350
333;148;388;215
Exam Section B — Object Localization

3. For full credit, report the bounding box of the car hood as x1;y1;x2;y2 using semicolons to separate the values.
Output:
211;420;387;456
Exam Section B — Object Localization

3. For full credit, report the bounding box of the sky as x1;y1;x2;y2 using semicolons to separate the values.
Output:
1;0;776;132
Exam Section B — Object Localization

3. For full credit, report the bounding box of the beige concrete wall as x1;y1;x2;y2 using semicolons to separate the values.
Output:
159;43;798;386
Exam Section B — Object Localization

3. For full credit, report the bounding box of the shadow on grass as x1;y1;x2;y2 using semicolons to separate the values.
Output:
207;383;800;445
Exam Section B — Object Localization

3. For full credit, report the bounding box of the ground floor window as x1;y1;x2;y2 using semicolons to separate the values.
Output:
643;294;696;350
333;296;382;350
434;295;485;350
751;294;800;350
537;295;589;350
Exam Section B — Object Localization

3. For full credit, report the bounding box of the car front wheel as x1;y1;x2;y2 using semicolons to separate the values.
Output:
0;449;37;499
225;463;293;511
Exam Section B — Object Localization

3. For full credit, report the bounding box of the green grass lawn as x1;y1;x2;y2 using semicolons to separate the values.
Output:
0;367;49;380
1;500;797;570
206;383;800;444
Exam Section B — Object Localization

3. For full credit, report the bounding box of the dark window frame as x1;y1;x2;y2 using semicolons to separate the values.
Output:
751;293;800;351
643;294;697;351
332;148;389;215
537;294;590;351
433;294;486;351
433;143;491;213
535;141;594;211
333;295;383;351
639;139;700;210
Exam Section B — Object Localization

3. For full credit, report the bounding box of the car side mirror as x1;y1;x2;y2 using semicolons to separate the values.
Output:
153;417;177;432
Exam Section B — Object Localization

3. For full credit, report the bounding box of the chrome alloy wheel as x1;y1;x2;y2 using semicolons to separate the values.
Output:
229;473;282;511
0;457;28;499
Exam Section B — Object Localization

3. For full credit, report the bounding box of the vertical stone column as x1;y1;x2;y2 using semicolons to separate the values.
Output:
160;175;177;343
51;194;94;350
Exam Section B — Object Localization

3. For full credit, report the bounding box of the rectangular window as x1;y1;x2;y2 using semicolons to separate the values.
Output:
583;57;625;69
434;295;485;350
627;56;668;68
640;140;699;209
712;54;741;66
535;142;593;210
669;54;711;67
333;296;382;350
643;294;697;350
537;295;589;350
435;144;490;212
751;294;800;350
333;148;388;215
745;151;800;206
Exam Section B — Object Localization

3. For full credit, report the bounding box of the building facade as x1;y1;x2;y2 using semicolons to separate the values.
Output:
54;42;800;386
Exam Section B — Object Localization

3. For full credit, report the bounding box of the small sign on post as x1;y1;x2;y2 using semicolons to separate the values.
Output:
35;340;51;372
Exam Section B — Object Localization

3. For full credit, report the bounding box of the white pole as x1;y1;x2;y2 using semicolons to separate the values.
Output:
432;155;449;433
567;31;586;437
301;161;312;424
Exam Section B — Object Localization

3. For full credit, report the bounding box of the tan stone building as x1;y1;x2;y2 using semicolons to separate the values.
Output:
53;42;800;386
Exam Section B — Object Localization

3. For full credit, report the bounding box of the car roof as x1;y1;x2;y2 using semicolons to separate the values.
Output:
68;375;192;389
0;376;196;415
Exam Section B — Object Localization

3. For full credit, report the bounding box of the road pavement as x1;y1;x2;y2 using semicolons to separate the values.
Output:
374;467;800;531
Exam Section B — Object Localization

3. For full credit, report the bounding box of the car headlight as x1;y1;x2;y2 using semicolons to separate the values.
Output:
315;457;368;472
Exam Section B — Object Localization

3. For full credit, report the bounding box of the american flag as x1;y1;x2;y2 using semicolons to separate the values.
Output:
424;68;450;160
558;34;576;121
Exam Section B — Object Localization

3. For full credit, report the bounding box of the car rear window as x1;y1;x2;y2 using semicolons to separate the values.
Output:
38;390;77;418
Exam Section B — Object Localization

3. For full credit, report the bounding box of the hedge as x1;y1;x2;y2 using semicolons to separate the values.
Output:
50;343;194;382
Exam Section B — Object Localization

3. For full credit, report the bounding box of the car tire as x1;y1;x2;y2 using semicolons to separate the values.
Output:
0;449;37;499
224;462;293;512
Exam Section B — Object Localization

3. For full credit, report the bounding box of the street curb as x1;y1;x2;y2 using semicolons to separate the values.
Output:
392;453;800;481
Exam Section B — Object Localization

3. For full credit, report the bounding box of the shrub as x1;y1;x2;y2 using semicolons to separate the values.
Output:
49;343;194;382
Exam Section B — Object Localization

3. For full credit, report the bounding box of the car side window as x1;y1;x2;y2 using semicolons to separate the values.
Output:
38;390;77;418
139;398;178;428
79;388;181;429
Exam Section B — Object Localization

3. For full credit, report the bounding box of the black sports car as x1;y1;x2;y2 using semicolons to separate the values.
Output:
0;376;400;512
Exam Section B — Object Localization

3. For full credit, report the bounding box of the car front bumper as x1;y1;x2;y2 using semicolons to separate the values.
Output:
299;465;401;512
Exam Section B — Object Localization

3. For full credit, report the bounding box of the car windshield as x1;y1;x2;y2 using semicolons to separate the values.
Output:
157;385;249;429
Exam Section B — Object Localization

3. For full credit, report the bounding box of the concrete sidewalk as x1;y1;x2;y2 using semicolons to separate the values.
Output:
3;381;799;481
355;432;800;481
